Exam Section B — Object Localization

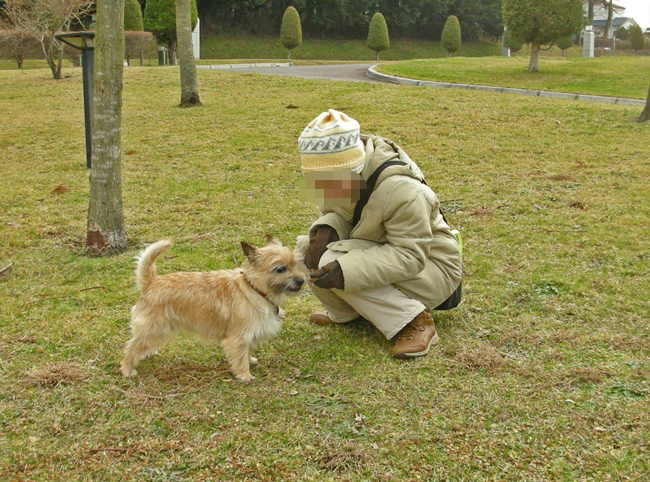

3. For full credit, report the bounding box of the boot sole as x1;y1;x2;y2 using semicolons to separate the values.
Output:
392;333;440;359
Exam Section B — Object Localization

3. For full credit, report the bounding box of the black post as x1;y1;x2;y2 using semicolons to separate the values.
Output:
81;48;94;169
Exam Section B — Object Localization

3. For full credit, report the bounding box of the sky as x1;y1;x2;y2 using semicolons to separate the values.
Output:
617;0;650;30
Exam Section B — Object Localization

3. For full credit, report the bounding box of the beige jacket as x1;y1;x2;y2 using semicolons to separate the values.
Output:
308;135;462;310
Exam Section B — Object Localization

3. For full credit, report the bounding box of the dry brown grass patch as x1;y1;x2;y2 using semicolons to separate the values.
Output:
454;343;507;372
547;174;576;182
316;440;371;473
24;363;89;387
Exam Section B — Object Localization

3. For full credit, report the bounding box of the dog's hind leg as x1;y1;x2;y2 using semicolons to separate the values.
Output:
121;318;177;377
222;337;254;382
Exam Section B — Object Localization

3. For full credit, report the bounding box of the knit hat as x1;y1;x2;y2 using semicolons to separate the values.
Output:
298;109;366;173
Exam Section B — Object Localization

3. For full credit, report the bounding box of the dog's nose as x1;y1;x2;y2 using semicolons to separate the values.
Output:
295;278;305;287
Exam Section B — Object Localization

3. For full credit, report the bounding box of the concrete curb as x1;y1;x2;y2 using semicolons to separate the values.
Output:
197;62;294;70
366;65;645;107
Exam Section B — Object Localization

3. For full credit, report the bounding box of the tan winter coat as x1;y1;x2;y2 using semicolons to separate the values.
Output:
308;135;462;310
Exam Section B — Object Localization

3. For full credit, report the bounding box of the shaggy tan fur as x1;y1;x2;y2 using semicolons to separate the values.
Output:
121;236;306;381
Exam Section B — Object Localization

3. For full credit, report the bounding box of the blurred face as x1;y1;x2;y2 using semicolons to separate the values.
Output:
298;171;366;207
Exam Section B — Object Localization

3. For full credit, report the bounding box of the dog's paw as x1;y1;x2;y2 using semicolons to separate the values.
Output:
278;307;286;319
249;356;259;365
121;368;137;378
235;373;256;382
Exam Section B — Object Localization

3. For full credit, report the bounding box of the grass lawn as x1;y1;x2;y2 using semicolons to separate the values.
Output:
1;66;649;481
377;56;650;99
200;35;500;61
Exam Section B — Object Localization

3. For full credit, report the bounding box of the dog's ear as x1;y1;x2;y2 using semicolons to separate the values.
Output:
241;241;258;264
265;234;282;246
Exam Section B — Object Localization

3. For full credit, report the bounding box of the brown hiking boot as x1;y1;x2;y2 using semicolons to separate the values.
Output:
309;311;336;326
390;311;439;359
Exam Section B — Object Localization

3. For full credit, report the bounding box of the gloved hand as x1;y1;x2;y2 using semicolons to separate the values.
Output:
304;226;339;271
310;261;345;290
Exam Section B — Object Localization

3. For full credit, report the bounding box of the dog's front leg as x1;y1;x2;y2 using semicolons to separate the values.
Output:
222;338;255;382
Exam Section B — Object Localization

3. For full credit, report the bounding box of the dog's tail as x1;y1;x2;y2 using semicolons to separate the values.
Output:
135;240;174;291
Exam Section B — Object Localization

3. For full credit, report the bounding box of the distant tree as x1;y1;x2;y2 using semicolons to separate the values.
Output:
87;0;128;254
614;26;629;41
124;0;143;32
502;0;583;73
1;0;94;79
504;29;523;55
0;28;31;68
144;0;197;65
280;6;301;60
630;25;645;54
367;12;389;61
176;0;201;106
441;15;461;57
556;36;573;57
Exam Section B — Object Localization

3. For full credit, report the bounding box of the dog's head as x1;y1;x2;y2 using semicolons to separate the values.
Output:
241;235;305;300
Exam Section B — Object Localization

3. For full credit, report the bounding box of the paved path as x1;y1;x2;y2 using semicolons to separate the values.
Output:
199;62;382;83
200;62;645;107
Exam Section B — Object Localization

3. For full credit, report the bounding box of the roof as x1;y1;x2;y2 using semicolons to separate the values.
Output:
592;17;634;28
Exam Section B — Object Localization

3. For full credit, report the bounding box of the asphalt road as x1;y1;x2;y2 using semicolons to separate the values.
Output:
207;63;383;83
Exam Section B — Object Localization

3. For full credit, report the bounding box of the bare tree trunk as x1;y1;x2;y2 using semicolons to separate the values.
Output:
588;1;594;25
604;0;613;38
41;36;61;79
87;0;128;254
636;82;650;123
175;0;201;107
528;40;540;73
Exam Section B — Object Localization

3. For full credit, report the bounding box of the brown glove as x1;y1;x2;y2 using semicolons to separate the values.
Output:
310;261;345;290
304;225;339;271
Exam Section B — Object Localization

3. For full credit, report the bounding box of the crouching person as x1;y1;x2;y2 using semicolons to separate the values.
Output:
296;109;463;358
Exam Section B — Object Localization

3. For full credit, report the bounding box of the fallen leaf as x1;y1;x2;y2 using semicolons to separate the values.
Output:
7;223;20;227
286;104;299;109
53;184;69;194
0;263;12;280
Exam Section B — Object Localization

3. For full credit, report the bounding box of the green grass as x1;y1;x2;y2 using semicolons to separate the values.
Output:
378;56;650;99
1;66;650;481
200;34;500;61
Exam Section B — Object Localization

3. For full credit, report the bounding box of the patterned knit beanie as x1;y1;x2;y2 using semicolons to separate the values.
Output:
298;109;366;173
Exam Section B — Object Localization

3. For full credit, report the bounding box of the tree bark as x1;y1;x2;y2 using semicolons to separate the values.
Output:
175;0;201;107
86;0;128;254
588;1;594;25
528;40;540;73
604;0;613;39
636;82;650;123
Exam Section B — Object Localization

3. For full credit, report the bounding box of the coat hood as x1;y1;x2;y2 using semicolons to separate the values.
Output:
359;134;426;187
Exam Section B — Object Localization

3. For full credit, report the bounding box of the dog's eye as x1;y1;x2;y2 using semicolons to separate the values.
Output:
274;266;287;273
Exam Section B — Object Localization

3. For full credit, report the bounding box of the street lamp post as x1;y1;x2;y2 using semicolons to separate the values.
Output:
54;31;95;169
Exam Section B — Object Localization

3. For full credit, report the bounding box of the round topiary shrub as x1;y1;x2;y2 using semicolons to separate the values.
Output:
280;6;302;60
367;12;389;61
441;15;461;57
125;0;144;32
556;36;573;57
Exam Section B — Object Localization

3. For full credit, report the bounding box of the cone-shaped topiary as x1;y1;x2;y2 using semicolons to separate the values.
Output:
441;15;461;57
125;0;144;32
367;13;389;61
556;36;573;57
630;25;645;54
280;6;302;60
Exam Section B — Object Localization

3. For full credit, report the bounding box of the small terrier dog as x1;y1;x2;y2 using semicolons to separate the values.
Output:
120;236;305;381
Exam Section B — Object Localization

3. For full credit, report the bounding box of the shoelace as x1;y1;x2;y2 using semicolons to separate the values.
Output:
397;322;426;341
